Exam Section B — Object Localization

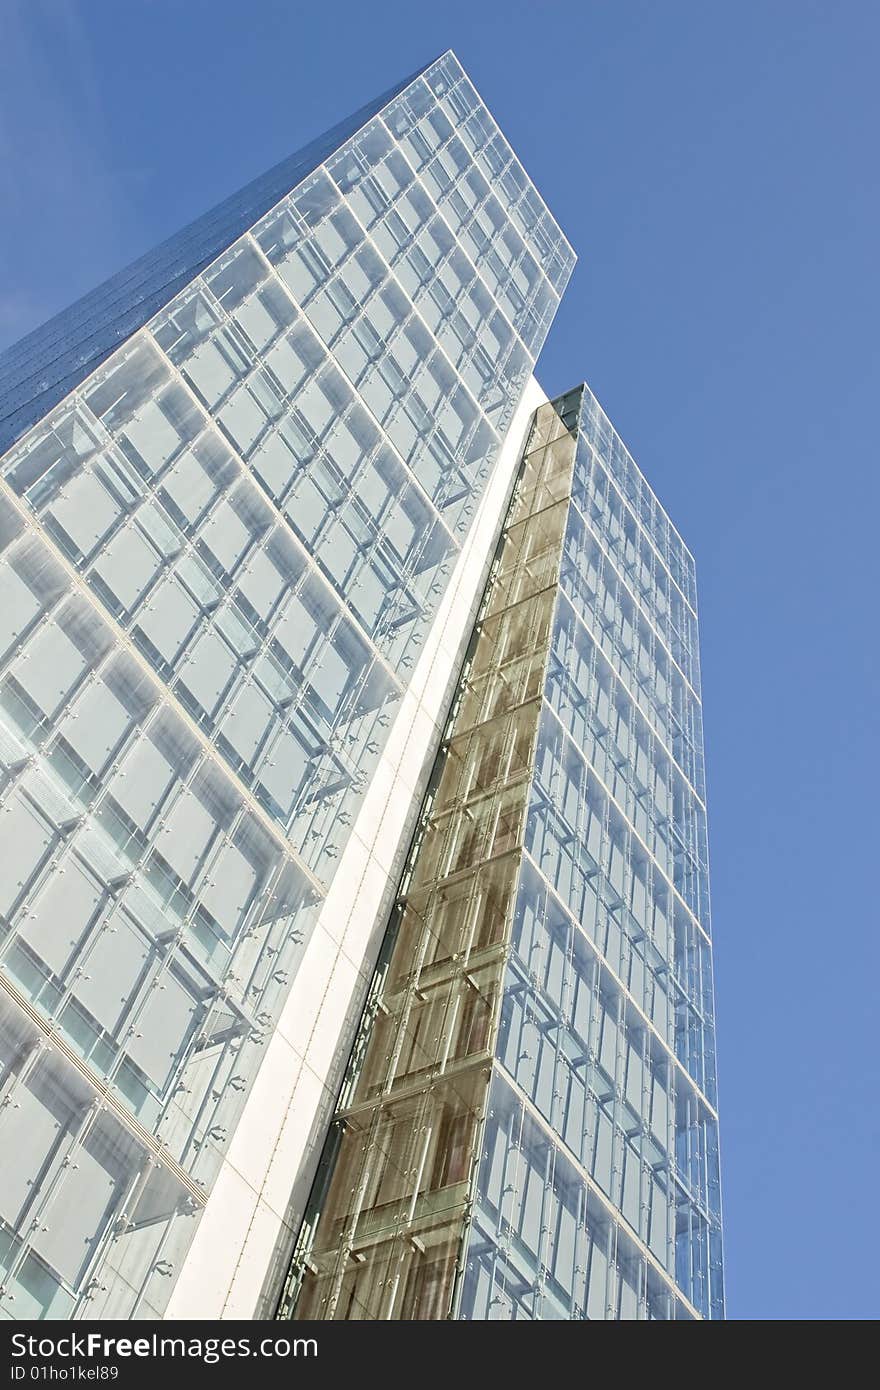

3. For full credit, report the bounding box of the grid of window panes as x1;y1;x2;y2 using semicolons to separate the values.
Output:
0;72;430;458
0;52;572;1321
459;387;723;1321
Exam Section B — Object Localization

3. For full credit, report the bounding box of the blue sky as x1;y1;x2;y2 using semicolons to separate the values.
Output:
2;0;878;1320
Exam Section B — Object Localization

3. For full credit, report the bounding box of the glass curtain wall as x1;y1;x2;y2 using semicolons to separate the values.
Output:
0;52;573;1321
460;386;723;1321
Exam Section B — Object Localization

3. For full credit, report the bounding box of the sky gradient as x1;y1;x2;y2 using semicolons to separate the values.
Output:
1;0;877;1321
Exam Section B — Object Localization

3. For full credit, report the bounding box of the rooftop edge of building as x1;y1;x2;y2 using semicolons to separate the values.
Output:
0;49;574;458
541;377;698;573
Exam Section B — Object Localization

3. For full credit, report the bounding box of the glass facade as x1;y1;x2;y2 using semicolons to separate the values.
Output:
0;69;423;456
283;388;723;1321
462;386;722;1321
0;52;574;1321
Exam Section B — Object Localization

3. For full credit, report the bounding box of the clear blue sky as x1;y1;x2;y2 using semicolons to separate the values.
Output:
2;0;877;1321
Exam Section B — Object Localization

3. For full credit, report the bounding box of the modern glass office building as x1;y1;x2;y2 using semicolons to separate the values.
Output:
0;50;722;1323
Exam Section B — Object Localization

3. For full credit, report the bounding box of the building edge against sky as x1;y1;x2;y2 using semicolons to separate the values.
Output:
0;48;723;1322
